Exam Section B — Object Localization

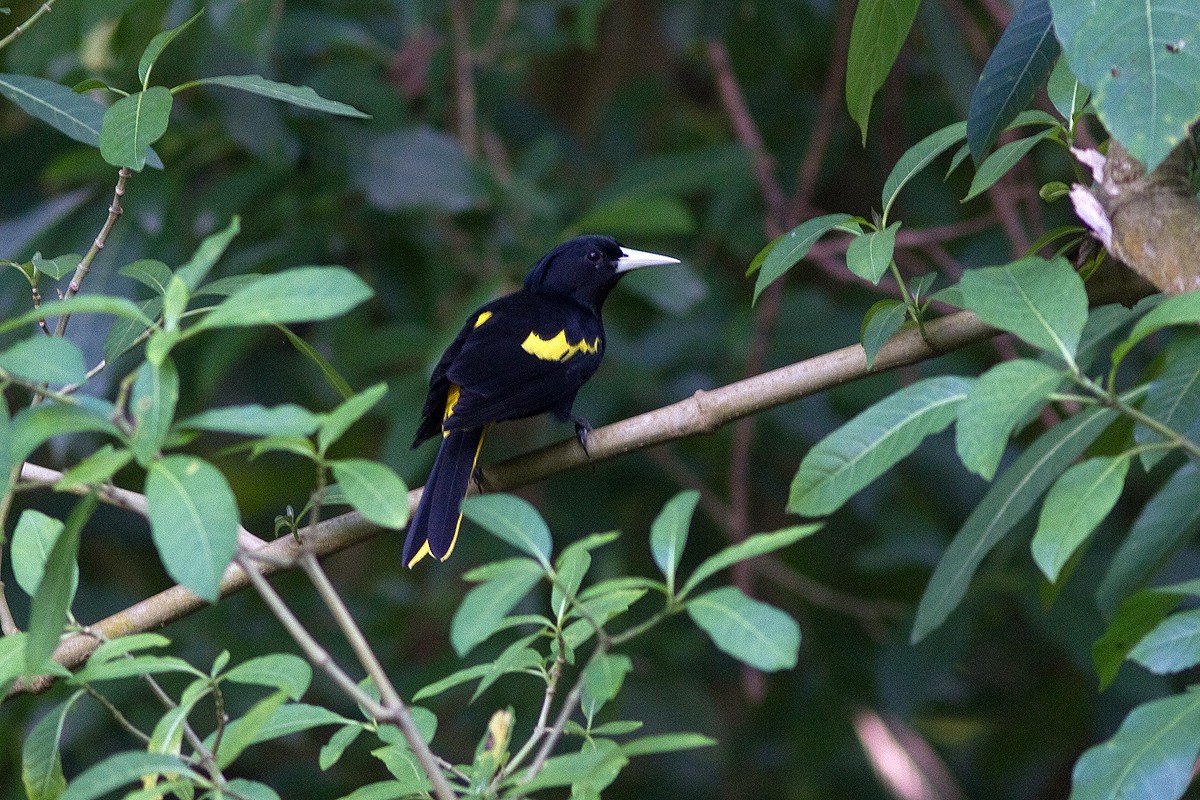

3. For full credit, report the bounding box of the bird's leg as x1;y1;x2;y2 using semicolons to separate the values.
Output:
571;415;593;458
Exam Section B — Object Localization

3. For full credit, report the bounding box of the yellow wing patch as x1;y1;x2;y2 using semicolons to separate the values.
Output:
521;330;601;362
474;311;493;328
442;384;461;435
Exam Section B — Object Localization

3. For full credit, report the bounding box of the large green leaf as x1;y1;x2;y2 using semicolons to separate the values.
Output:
789;376;972;517
1135;333;1200;469
845;0;922;144
461;494;553;569
1069;690;1200;800
687;586;800;672
956;358;1063;480
145;455;240;602
10;510;73;599
680;525;821;598
912;407;1118;642
1129;608;1200;675
0;336;86;385
1031;455;1130;582
22;693;84;800
99;86;173;171
330;459;409;529
750;213;856;303
177;403;322;437
191;266;372;333
0;294;154;338
223;654;314;700
1112;293;1200;372
188;75;370;118
26;496;95;674
59;752;200;800
962;127;1056;201
1096;463;1200;614
0;74;164;169
959;256;1087;364
649;490;699;595
1050;0;1200;171
881;121;968;222
130;358;179;466
845;222;900;284
451;558;545;657
967;0;1060;162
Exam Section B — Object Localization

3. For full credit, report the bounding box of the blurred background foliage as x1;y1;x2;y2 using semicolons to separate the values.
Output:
0;0;1178;798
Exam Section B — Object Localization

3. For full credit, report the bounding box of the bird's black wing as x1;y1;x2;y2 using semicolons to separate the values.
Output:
441;292;605;432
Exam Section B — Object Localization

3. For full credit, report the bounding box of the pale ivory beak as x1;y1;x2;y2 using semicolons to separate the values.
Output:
616;246;681;273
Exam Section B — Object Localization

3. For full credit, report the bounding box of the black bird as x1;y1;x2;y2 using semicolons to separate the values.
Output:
404;235;680;567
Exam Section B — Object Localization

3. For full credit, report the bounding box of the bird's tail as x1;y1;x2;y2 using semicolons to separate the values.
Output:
403;426;487;568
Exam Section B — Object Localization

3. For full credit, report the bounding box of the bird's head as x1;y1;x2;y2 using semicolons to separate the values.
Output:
523;234;679;308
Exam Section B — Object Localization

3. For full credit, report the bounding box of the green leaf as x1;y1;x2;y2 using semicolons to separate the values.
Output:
10;510;69;597
845;0;921;144
912;407;1118;642
321;724;363;771
861;299;907;370
1136;333;1200;469
88;632;171;664
680;525;820;599
0;633;28;695
192;265;372;333
451;558;545;657
119;259;173;294
650;490;700;595
1069;690;1200;800
1031;455;1131;582
751;214;856;303
237;703;350;746
22;693;83;800
188;75;370;118
687;586;800;672
1112;293;1200;373
881;121;968;222
0;294;154;338
71;653;202;684
330;459;409;529
0;335;85;385
1047;56;1089;125
278;324;355;400
224;653;313;700
552;541;595;619
1097;463;1200;614
1093;589;1184;690
104;297;161;362
966;0;1060;162
145;455;239;603
176;216;240;291
959;256;1087;363
1050;0;1200;171
571;196;695;238
621;732;717;757
316;382;387;454
0;74;161;167
962;127;1056;201
1128;608;1200;675
178;403;322;437
220;779;280;800
138;10;203;87
515;738;625;794
213;691;289;769
789;376;972;516
10;401;123;465
845;222;900;284
99;86;173;171
59;752;200;800
26;495;95;674
412;664;493;702
56;443;133;492
31;252;81;280
130;358;179;466
461;494;554;569
956;359;1063;480
582;653;632;718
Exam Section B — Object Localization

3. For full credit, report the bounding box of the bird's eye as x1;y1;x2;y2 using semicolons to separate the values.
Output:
586;249;601;263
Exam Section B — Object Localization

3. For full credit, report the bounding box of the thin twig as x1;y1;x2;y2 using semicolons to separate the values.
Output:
449;0;479;157
0;1;56;51
54;167;130;337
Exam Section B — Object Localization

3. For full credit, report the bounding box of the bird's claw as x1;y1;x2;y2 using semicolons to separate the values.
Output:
573;417;592;458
